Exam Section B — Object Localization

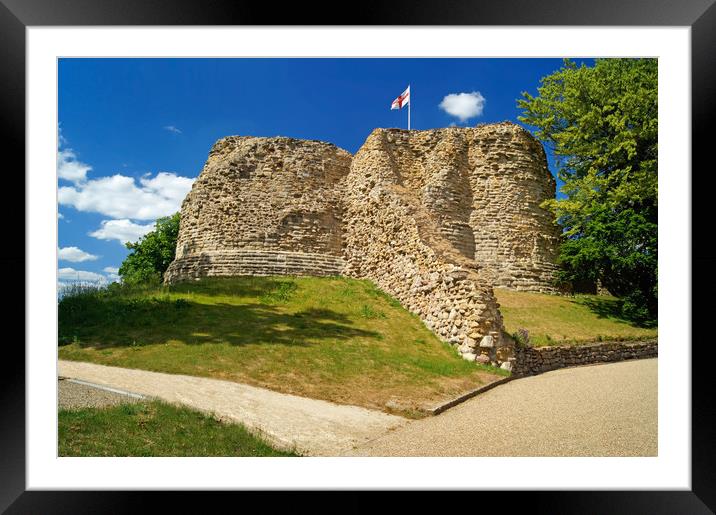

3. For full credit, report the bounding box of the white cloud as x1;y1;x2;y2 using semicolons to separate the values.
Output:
164;125;182;134
103;266;119;274
439;91;486;122
58;246;99;263
58;267;107;283
57;147;92;183
58;125;67;147
89;219;155;244
57;127;91;183
58;212;64;219
59;172;194;220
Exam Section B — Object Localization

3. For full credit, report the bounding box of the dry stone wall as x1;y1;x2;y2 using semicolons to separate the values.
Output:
511;340;658;376
164;136;351;283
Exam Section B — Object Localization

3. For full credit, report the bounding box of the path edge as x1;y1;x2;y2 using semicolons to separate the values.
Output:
427;376;514;416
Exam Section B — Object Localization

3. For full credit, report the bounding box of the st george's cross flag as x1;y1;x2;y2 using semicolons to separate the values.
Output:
391;86;410;110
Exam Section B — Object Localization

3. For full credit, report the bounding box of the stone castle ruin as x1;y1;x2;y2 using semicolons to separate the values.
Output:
165;122;561;367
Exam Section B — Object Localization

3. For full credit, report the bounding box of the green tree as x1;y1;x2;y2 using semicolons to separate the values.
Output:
118;212;181;285
517;58;657;323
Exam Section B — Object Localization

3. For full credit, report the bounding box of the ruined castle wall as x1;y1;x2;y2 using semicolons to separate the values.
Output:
164;136;351;283
341;123;560;294
466;123;561;292
342;129;508;363
164;125;560;364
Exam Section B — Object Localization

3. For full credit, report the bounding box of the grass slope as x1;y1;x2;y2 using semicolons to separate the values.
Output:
495;288;658;347
59;400;297;457
59;276;506;417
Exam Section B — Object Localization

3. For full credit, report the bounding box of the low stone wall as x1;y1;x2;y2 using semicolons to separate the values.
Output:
164;250;346;282
511;340;658;377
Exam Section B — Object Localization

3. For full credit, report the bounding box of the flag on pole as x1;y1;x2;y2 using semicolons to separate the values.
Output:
391;86;410;110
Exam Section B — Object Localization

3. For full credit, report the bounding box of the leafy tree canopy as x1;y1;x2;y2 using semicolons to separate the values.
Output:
118;212;180;285
518;58;657;324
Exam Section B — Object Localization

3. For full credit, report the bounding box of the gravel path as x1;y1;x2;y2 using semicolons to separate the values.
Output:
58;378;143;410
344;358;658;457
58;360;407;456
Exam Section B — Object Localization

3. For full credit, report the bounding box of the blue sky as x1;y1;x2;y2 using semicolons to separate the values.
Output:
58;57;592;284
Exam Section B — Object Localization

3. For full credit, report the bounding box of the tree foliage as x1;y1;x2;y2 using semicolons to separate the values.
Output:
517;58;657;323
118;212;180;285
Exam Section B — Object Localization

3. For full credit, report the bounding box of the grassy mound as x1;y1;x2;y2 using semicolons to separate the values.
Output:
495;288;658;347
59;276;506;417
59;400;297;456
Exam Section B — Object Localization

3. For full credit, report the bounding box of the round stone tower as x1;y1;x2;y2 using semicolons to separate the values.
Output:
466;122;560;292
164;136;352;283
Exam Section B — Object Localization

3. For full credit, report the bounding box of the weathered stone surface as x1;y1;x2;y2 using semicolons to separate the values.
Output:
475;354;491;365
341;127;507;359
479;335;495;348
466;123;561;292
165;123;562;363
165;136;351;283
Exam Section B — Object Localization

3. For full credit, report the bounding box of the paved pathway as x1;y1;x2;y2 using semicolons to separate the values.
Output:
60;358;657;457
58;378;144;410
58;360;407;456
344;358;657;456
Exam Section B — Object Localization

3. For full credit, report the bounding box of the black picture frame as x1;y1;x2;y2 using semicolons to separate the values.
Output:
2;0;714;512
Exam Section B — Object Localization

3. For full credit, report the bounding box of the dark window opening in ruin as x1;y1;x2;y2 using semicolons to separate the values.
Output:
239;169;251;180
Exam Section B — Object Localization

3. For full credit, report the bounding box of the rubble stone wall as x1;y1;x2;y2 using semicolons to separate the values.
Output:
165;136;351;283
511;340;658;376
341;128;509;363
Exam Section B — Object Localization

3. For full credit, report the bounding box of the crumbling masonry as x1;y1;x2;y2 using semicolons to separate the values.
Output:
165;122;561;366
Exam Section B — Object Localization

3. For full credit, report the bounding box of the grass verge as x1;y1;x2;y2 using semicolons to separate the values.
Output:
495;288;658;347
58;276;506;417
59;400;297;456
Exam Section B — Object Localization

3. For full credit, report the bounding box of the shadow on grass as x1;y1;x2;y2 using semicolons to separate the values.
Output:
570;296;657;329
59;293;380;349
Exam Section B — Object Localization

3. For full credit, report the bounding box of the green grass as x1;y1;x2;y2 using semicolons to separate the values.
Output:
59;276;505;416
59;400;297;456
495;288;658;347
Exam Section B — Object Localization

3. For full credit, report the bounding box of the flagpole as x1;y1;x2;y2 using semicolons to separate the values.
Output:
408;85;411;130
